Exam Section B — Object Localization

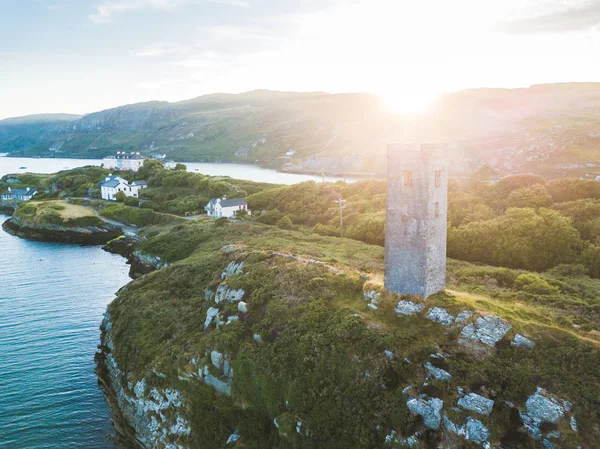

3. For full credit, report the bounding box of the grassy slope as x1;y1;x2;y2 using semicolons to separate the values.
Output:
14;200;105;227
107;219;600;448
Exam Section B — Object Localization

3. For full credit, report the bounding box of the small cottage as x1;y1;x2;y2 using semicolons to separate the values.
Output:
1;187;38;201
100;175;146;201
205;198;248;218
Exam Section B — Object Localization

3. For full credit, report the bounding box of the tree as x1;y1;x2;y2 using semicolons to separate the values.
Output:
137;159;165;181
507;184;553;209
115;191;126;202
448;207;582;271
124;197;140;207
174;163;187;171
546;178;600;203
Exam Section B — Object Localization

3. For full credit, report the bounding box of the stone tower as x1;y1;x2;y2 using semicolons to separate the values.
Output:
384;143;448;298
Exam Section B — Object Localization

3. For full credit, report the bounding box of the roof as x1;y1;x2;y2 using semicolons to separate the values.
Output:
132;180;147;186
101;180;122;188
220;198;247;208
2;188;37;196
206;198;247;209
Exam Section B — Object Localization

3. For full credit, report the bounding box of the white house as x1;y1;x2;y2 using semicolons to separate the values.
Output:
103;152;146;172
100;175;146;201
205;198;248;218
1;187;38;201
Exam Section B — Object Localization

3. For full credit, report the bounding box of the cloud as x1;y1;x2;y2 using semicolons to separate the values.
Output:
497;1;600;34
90;0;248;23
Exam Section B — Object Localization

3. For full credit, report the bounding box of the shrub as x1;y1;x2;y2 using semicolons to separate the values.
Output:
515;273;560;295
276;216;294;230
115;191;126;202
313;223;339;237
124;197;140;207
507;184;553;209
546;264;589;278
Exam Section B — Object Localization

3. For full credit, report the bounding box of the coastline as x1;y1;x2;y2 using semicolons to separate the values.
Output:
2;216;122;245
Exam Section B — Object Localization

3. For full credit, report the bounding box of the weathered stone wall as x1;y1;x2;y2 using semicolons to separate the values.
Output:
384;143;448;298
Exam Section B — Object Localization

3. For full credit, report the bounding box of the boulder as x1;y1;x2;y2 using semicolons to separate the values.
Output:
426;307;455;326
458;393;495;416
407;397;444;430
211;350;224;369
238;301;249;313
465;417;490;445
459;315;512;347
511;334;535;349
424;362;452;381
204;307;220;329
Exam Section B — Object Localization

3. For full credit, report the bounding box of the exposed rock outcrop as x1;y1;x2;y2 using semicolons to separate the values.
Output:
2;216;122;245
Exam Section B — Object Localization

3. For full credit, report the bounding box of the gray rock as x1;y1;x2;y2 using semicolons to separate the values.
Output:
465;417;490;445
204;307;220;329
455;311;473;324
424;362;452;381
570;416;578;432
407;397;444;429
204;373;232;396
525;388;566;424
367;303;379;311
227;316;239;324
402;385;413;395
211;350;224;369
384;350;394;360
395;300;425;316
238;301;249;313
227;430;241;444
364;289;381;304
221;261;243;279
426;307;455;326
460;315;512;347
543;439;556;449
253;334;263;344
458;393;495;416
512;334;535;349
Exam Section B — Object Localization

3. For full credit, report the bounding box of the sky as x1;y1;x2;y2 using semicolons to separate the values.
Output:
1;0;600;119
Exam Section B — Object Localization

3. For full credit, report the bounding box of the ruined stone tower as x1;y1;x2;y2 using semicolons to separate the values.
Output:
384;143;448;298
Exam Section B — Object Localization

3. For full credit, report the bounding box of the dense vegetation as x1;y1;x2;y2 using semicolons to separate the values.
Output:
13;200;105;228
106;218;600;448
246;175;600;277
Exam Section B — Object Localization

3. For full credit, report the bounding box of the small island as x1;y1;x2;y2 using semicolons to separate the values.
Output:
2;200;122;245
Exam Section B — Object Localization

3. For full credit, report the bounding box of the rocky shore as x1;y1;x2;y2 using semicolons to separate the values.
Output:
2;216;122;245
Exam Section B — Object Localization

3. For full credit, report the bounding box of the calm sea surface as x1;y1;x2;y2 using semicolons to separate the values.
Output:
0;216;131;448
0;156;364;184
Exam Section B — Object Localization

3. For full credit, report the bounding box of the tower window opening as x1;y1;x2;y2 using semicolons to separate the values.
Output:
435;202;440;217
403;171;413;188
434;170;442;188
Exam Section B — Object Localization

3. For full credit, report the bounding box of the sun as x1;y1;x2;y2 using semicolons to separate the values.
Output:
379;87;440;115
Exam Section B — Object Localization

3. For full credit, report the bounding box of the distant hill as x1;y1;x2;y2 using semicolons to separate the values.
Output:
2;84;600;178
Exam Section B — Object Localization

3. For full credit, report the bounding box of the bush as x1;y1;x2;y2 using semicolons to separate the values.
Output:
115;191;126;202
276;216;294;230
124;197;140;207
546;264;589;278
507;184;553;209
313;223;339;237
515;273;560;295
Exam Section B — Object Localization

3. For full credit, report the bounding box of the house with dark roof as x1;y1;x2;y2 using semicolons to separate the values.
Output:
1;187;38;201
100;174;146;201
205;197;248;218
131;180;148;189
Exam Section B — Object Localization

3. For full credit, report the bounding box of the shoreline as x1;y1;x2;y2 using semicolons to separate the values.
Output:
1;154;378;179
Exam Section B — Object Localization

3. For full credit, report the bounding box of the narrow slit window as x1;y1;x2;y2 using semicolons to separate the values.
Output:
435;202;440;217
434;170;442;188
403;171;413;188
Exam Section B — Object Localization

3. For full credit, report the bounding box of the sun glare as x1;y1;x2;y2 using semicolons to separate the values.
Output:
380;88;440;115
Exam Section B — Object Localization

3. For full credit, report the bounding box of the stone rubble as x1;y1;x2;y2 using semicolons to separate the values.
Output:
221;261;244;279
395;300;425;316
426;307;455;326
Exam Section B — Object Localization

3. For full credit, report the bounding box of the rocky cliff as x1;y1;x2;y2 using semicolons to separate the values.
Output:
95;219;600;449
